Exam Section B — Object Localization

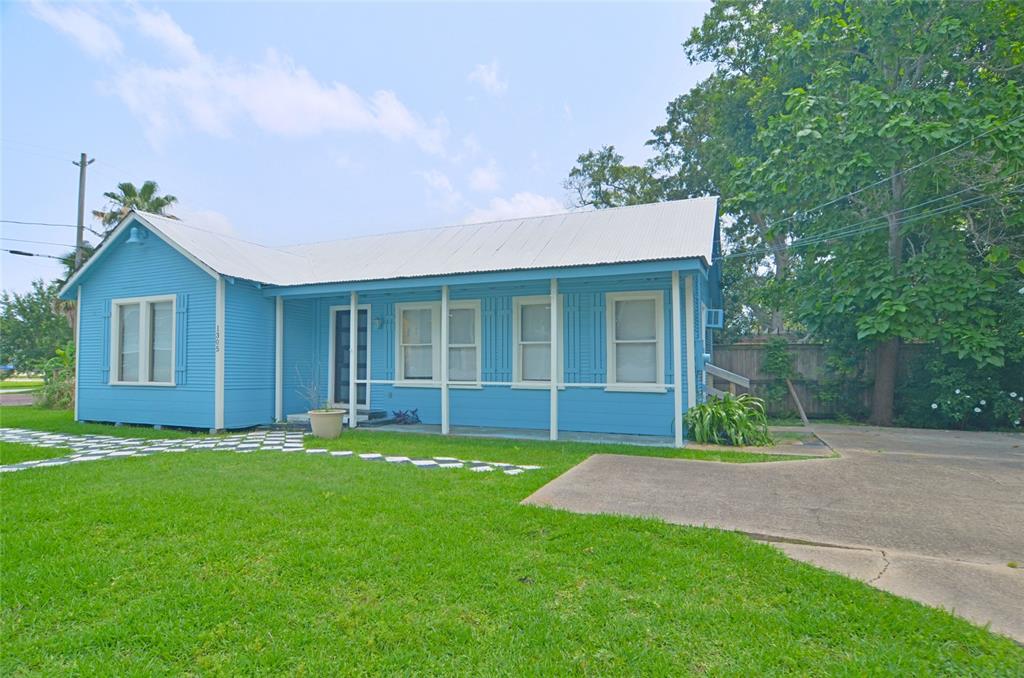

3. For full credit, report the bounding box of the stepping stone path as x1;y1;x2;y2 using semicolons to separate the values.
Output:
0;428;541;476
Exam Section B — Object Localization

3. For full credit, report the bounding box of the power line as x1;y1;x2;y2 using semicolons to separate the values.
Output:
1;218;77;228
0;237;74;248
1;248;65;261
729;188;1021;261
720;181;1024;262
723;174;1022;260
0;219;105;237
755;112;1024;233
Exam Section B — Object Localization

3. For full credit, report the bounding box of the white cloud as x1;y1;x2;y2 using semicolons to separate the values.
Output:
418;170;462;210
468;159;501;192
465;192;564;223
32;4;447;153
467;61;507;95
563;102;573;122
132;6;201;63
111;48;448;152
174;207;236;236
29;1;123;60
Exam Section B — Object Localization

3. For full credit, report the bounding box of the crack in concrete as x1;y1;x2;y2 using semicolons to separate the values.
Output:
868;549;891;584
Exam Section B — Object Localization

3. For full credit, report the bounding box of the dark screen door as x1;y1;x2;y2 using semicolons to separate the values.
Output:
334;309;368;406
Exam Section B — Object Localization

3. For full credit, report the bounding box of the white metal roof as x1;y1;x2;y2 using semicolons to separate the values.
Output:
71;197;718;291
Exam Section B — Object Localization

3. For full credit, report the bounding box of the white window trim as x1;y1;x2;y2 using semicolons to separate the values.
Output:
327;304;372;409
109;294;176;387
394;300;482;387
395;301;439;387
605;290;665;393
511;295;564;389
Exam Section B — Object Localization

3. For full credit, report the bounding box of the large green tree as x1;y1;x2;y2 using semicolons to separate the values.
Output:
92;180;178;228
735;0;1024;424
568;0;1024;425
0;280;73;372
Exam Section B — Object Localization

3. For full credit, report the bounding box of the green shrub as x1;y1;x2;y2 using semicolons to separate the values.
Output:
896;349;1023;430
35;343;75;410
685;394;772;446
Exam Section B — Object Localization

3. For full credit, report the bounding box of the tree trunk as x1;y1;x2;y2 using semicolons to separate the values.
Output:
770;239;788;334
869;337;899;426
870;172;905;426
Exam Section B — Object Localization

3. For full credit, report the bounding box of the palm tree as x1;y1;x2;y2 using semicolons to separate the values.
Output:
92;180;178;228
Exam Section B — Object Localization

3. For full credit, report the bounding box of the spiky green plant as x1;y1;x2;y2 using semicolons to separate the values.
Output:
685;394;772;446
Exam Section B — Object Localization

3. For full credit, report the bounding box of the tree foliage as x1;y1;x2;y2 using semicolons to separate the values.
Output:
567;0;1024;425
93;180;178;227
0;280;73;372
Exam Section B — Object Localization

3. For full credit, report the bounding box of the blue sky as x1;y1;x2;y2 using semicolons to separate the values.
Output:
2;1;712;293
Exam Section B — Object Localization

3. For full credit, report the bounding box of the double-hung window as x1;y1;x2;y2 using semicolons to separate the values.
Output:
111;296;175;385
395;300;481;385
397;303;437;382
513;296;561;385
447;301;481;384
606;291;664;389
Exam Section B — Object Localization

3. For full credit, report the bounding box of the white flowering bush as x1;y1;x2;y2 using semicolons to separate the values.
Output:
897;353;1023;430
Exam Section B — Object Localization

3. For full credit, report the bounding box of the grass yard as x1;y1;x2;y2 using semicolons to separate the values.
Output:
321;429;809;465
0;443;73;466
0;381;43;390
0;407;204;439
2;409;1023;674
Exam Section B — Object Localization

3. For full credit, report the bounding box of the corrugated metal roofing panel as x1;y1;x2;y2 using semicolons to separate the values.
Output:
133;196;718;287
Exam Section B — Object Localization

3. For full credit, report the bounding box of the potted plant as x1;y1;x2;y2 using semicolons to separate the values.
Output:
296;364;345;438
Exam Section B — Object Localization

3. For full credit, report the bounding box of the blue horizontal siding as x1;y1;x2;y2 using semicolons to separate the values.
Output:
280;272;702;436
77;224;215;429
224;280;276;428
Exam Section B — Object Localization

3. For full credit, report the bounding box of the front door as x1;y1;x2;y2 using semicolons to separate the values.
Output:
333;308;369;407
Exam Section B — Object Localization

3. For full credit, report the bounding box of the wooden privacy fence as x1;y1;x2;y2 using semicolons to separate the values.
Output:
708;340;926;418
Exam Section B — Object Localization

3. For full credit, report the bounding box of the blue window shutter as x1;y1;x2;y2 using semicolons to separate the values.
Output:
576;293;603;382
564;294;580;383
382;302;394;380
482;296;512;382
101;300;111;382
175;293;189;385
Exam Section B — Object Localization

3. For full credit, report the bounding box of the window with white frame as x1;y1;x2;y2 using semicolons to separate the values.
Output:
395;300;481;384
397;303;437;382
447;301;480;383
513;296;561;384
111;296;175;385
606;291;664;387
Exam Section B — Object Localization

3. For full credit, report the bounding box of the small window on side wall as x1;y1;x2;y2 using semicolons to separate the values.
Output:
606;291;664;387
111;296;176;385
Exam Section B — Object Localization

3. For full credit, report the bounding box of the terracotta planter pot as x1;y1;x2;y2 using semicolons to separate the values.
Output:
309;409;345;438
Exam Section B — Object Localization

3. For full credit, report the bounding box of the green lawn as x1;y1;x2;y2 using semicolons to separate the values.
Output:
0;381;43;390
0;443;73;466
2;410;1022;673
0;407;203;439
325;429;808;465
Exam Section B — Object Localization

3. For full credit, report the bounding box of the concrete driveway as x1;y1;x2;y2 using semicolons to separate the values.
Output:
524;424;1024;642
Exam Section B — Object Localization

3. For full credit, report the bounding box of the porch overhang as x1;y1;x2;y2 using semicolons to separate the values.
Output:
259;258;707;299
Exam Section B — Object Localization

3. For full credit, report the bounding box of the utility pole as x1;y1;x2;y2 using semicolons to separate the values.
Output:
72;153;94;270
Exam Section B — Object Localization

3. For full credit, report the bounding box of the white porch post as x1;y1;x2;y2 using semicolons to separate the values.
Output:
440;284;450;435
671;271;684;448
274;296;283;422
349;291;358;428
684;275;697;408
549;277;558;441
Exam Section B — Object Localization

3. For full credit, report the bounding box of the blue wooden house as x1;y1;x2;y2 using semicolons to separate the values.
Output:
59;198;723;446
